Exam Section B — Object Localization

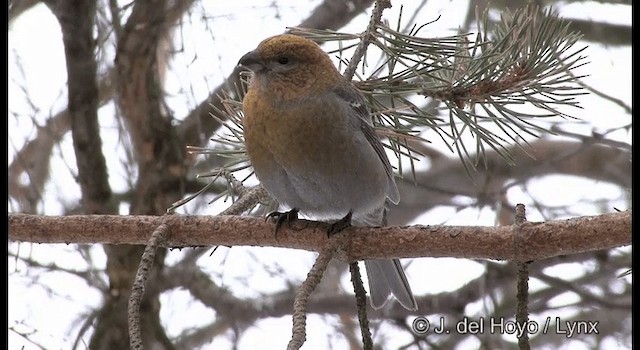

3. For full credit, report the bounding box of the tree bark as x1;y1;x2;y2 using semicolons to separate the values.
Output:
8;210;631;262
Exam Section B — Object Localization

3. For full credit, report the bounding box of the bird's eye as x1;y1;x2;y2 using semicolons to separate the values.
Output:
277;56;289;65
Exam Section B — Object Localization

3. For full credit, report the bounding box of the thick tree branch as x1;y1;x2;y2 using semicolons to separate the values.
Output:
115;0;189;215
98;1;195;349
8;210;630;262
46;0;113;215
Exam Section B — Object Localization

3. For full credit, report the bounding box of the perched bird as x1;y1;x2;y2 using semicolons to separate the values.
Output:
238;34;417;311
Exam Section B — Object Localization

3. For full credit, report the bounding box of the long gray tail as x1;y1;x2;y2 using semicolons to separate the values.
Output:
364;259;417;310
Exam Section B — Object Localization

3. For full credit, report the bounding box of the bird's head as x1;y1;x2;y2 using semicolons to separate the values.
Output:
238;34;341;100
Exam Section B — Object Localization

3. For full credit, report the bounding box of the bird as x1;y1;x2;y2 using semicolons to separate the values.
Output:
238;33;417;311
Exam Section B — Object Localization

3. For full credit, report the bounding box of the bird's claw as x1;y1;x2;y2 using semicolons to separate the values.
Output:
327;211;352;237
266;209;299;239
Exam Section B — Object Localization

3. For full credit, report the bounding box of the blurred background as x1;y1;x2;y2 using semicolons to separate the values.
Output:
8;0;631;349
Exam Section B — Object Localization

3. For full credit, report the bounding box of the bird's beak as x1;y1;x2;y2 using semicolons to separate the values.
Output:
238;51;264;73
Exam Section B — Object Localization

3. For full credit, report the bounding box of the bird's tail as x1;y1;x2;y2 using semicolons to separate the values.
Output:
354;205;417;310
364;259;417;310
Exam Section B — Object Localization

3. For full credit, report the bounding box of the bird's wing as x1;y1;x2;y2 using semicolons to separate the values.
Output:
332;82;400;204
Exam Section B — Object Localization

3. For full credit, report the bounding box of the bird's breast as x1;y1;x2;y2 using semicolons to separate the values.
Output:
242;91;388;216
244;94;350;173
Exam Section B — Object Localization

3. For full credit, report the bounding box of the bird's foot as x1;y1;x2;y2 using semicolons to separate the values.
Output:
266;208;299;239
327;211;352;237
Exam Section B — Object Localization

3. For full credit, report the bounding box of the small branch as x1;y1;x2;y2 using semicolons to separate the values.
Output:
531;272;631;310
288;231;348;350
219;185;271;216
514;204;530;350
349;262;373;350
128;220;172;350
8;211;631;262
548;125;632;151
342;0;392;80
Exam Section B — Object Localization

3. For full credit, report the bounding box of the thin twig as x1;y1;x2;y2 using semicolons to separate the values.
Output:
128;218;172;350
288;231;348;350
339;2;393;343
349;262;373;349
514;204;530;350
548;125;632;151
219;185;271;216
531;272;631;309
343;0;392;80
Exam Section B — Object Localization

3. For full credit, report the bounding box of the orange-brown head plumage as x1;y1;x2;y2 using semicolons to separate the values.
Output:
238;34;342;101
